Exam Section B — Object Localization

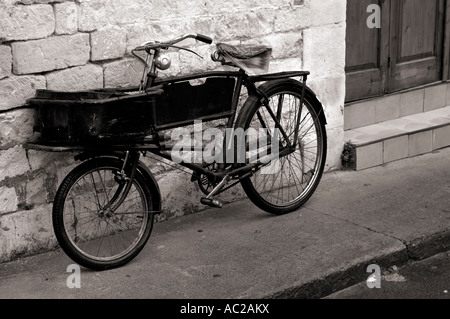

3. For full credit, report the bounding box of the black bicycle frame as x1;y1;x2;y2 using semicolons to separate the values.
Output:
146;69;310;181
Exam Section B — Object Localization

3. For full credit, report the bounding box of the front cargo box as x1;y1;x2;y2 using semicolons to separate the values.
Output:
28;88;162;145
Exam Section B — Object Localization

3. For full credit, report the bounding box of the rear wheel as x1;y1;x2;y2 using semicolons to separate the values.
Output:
237;80;327;214
52;157;155;270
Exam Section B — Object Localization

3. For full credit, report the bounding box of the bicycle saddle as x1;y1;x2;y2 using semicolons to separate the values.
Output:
214;43;272;74
216;43;272;59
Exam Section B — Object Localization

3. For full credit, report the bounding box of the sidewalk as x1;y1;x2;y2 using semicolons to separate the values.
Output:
1;147;449;299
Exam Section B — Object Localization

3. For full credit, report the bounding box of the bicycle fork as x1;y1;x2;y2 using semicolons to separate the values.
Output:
97;151;160;217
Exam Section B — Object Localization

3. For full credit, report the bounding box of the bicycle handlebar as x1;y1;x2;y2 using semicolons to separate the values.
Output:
133;33;213;52
194;34;213;44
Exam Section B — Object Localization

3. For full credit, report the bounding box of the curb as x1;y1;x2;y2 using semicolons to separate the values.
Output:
263;228;450;299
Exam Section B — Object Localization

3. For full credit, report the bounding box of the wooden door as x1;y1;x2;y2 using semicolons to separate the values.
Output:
345;0;446;102
388;0;445;92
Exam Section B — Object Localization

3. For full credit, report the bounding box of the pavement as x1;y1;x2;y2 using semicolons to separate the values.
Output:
0;146;449;300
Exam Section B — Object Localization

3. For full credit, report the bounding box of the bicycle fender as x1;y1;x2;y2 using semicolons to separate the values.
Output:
239;79;327;127
136;161;162;214
261;79;327;126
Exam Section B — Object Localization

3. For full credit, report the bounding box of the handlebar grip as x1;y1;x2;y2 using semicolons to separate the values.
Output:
195;34;213;44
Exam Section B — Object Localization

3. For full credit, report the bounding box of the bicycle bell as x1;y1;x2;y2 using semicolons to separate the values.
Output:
155;54;171;70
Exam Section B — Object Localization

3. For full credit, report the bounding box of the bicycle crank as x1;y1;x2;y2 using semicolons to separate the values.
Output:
200;175;230;208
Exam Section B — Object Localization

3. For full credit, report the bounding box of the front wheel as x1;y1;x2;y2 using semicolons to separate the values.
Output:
52;156;155;270
236;79;327;215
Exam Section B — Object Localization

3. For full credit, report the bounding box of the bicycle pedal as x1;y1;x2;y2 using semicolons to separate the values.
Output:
201;197;223;208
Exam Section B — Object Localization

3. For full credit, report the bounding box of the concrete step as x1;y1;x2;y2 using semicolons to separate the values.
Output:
344;82;450;131
343;106;450;170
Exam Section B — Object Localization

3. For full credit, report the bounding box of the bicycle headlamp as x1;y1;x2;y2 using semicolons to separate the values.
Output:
155;54;171;70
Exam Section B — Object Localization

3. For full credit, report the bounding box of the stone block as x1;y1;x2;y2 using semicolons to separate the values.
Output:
78;0;110;32
12;34;90;74
0;45;12;79
104;58;147;88
409;130;433;157
46;64;103;91
108;0;155;25
0;4;54;41
375;94;401;123
446;82;450;106
424;84;447;112
0;186;18;214
302;24;346;81
16;0;66;4
404;110;450;127
191;17;217;40
148;0;228;18
54;2;78;35
0;145;30;181
274;4;311;32
26;149;74;172
0;75;46;111
155;170;202;221
215;11;274;41
262;32;302;60
179;45;217;74
0;204;56;264
355;142;383;171
125;24;157;54
143;19;190;43
0;109;39;148
90;28;127;61
168;0;208;18
344;100;377;131
353;123;405;141
308;76;345;130
25;172;47;206
400;89;424;117
268;58;303;74
247;9;276;37
310;0;346;26
344;128;379;147
384;136;409;164
325;126;344;171
433;125;450;150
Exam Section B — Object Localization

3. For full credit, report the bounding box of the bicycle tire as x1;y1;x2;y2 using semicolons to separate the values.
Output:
236;79;327;215
52;157;155;270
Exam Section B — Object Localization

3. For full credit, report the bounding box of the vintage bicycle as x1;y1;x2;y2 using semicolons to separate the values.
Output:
26;33;327;270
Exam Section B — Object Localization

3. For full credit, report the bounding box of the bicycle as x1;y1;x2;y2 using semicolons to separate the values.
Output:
26;33;327;270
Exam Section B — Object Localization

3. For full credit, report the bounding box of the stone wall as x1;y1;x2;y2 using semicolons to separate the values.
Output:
0;0;346;263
